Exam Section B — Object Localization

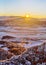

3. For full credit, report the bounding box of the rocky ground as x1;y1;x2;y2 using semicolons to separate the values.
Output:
0;39;46;65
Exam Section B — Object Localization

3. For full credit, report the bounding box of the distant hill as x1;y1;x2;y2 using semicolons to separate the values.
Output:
0;16;46;27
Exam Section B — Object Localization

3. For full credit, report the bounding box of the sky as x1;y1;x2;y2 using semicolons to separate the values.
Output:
0;0;46;18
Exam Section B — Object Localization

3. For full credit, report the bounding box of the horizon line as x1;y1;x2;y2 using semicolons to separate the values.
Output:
0;13;46;18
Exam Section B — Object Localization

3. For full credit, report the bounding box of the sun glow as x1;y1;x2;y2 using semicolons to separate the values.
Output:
24;14;31;21
25;14;31;18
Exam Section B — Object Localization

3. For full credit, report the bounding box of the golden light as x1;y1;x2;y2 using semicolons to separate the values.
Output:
26;14;30;18
24;14;31;22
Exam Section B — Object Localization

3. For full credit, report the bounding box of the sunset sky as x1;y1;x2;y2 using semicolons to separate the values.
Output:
0;0;46;18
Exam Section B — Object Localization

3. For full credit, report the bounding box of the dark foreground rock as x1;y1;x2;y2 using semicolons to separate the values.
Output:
0;42;46;65
2;35;15;39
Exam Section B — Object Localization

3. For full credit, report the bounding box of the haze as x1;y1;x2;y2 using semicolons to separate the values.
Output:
0;0;46;18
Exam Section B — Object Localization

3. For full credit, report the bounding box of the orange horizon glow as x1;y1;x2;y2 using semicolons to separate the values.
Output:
0;13;46;18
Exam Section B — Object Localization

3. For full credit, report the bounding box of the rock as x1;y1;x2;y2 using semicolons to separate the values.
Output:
0;42;46;65
25;60;31;65
9;47;26;55
18;56;26;64
0;41;7;44
7;42;22;49
2;35;15;39
0;41;8;47
0;48;14;60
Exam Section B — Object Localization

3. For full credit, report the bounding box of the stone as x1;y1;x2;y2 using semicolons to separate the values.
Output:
9;47;26;55
0;48;13;60
2;35;15;39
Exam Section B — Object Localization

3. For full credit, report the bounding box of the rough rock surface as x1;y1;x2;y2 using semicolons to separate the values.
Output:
0;41;46;65
0;48;14;60
9;47;26;55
